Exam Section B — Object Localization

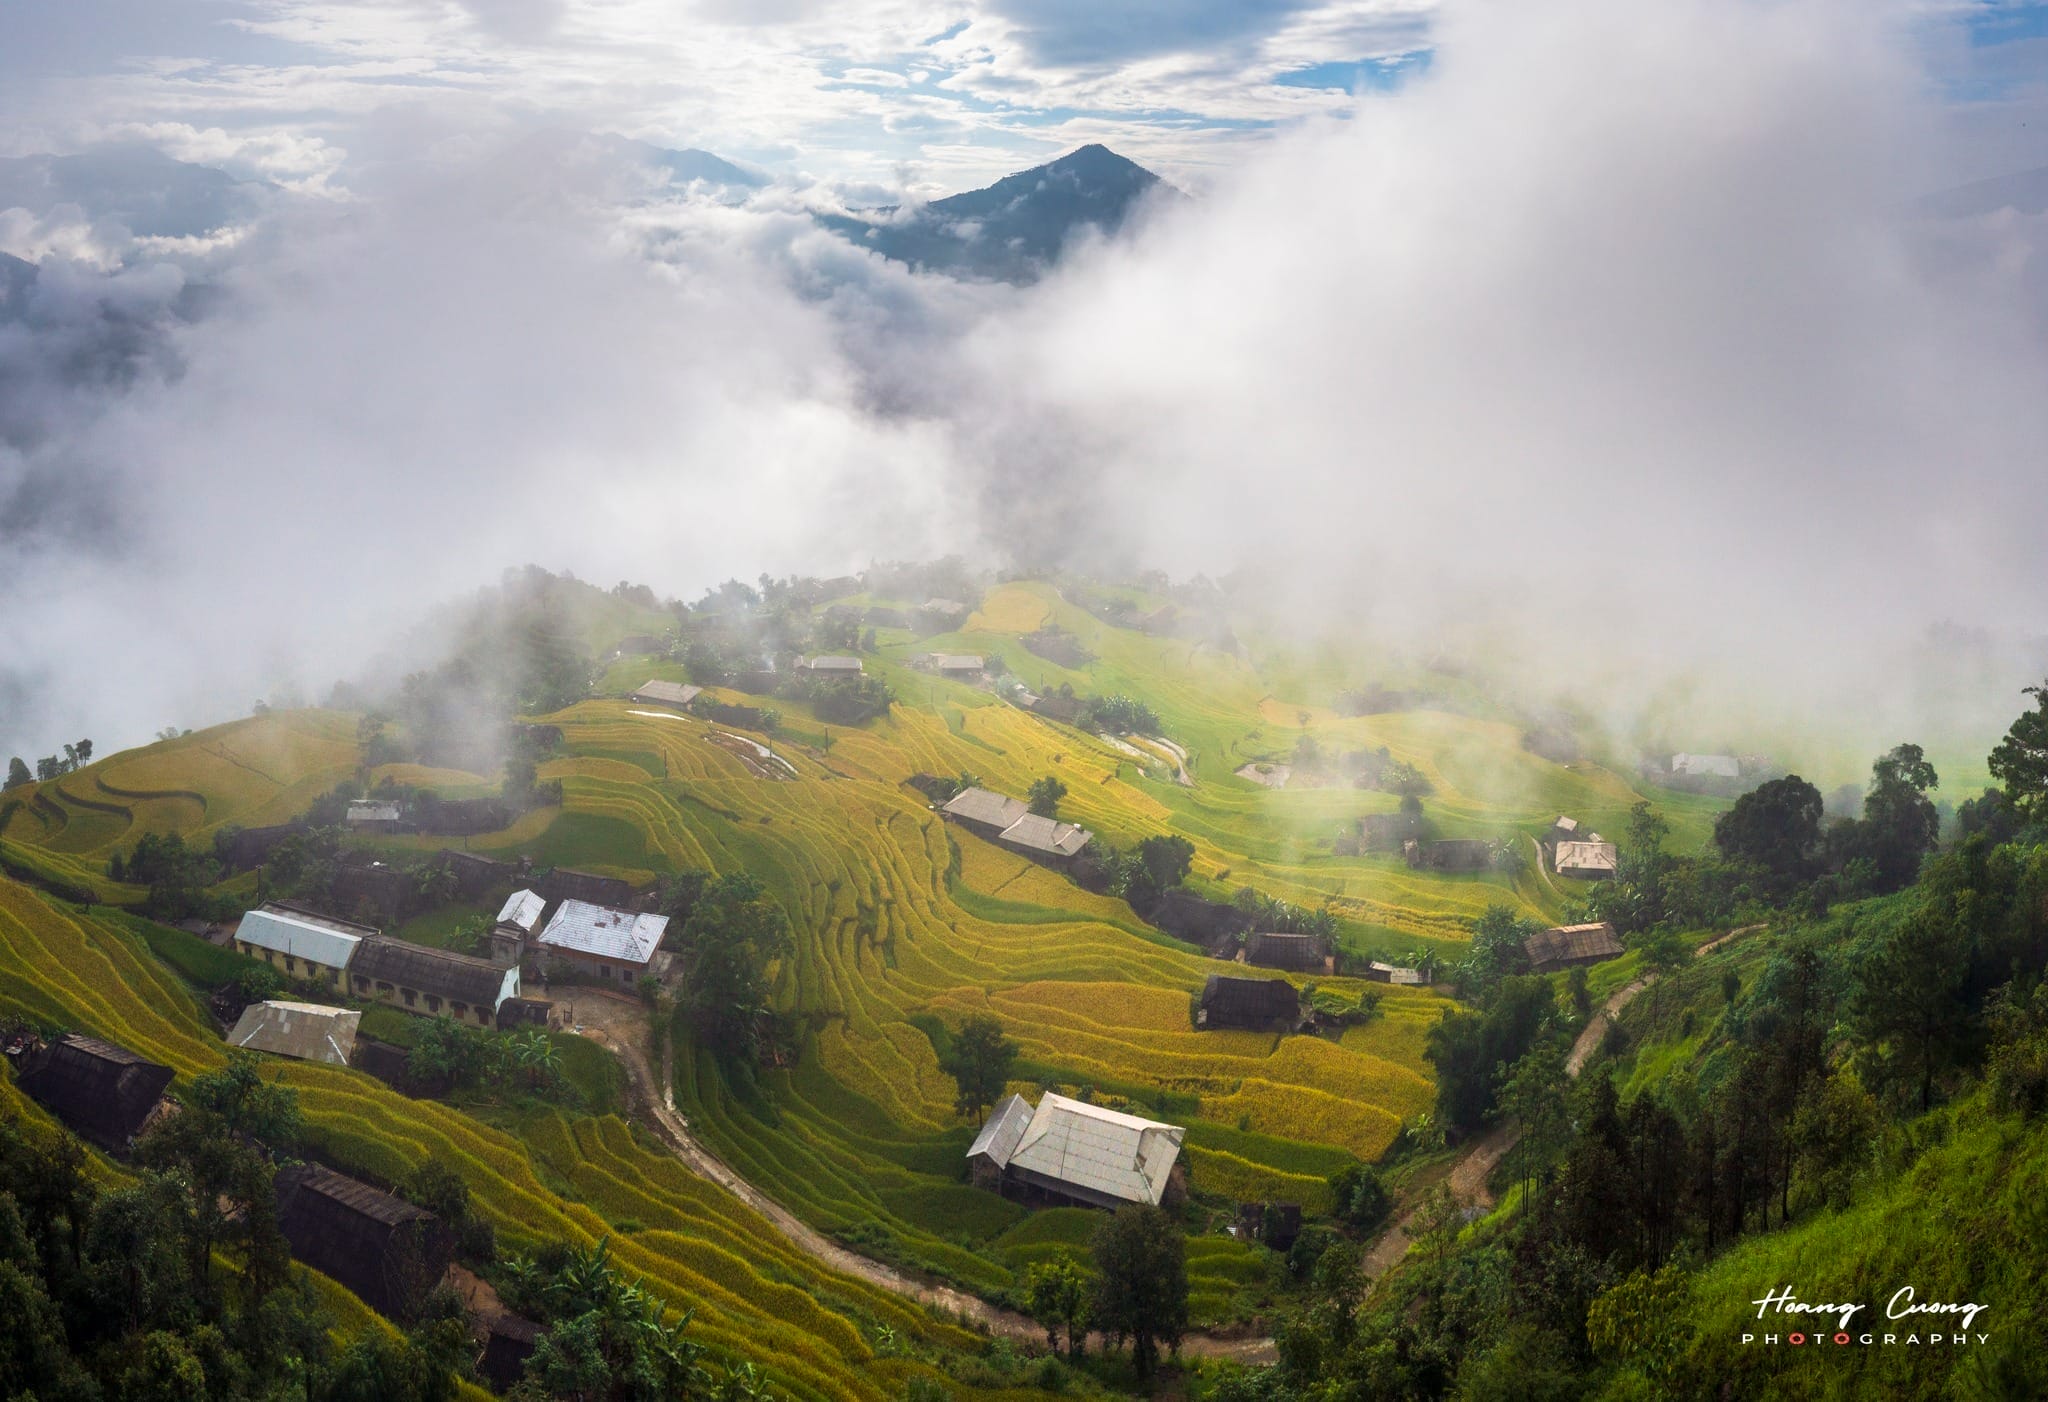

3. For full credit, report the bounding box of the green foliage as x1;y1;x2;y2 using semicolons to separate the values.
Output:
1989;680;2048;824
677;873;791;1064
941;1015;1017;1124
1089;1206;1188;1378
1326;1162;1391;1234
1712;774;1823;890
1022;1257;1089;1356
1425;975;1558;1133
1026;775;1068;818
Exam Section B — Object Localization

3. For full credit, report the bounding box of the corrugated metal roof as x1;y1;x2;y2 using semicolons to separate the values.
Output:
353;938;521;1009
496;889;546;933
931;654;985;671
1524;922;1624;966
1366;961;1427;985
346;800;401;822
633;679;701;706
1007;1093;1183;1207
237;907;365;969
228;1001;361;1065
537;899;667;965
1554;840;1618;876
801;655;864;671
997;812;1092;857
942;787;1029;829
967;1093;1034;1165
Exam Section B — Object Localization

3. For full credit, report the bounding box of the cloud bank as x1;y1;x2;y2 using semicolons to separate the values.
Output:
3;0;2047;777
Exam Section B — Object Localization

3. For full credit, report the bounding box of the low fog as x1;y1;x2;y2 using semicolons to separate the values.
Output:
3;0;2046;777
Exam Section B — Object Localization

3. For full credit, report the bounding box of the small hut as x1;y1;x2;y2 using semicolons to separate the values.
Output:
274;1163;452;1320
15;1033;175;1153
1197;975;1301;1030
1246;932;1329;972
1523;922;1625;973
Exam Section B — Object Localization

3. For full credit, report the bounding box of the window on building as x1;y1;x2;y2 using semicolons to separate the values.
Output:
426;995;441;1013
451;1002;468;1019
598;964;611;979
355;975;370;992
284;956;297;974
377;981;395;996
402;989;416;1008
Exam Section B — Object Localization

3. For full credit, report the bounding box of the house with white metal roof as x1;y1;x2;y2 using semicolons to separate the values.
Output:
797;655;864;674
496;889;546;935
536;899;668;985
228;1001;361;1065
995;811;1093;863
965;1092;1185;1209
940;786;1030;836
235;905;370;989
1670;753;1741;780
631;679;701;708
1554;838;1619;880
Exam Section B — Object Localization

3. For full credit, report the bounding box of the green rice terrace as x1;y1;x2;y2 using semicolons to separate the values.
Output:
0;572;1742;1397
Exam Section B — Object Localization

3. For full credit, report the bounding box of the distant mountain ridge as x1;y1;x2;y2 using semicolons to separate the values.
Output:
1914;163;2048;219
819;144;1177;284
0;146;268;240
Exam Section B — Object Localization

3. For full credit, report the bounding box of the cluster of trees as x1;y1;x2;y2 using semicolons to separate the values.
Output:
1022;1205;1190;1378
4;741;95;789
496;1238;778;1401
670;872;791;1070
1231;887;1339;942
940;1014;1018;1123
1;1056;467;1402
111;831;224;920
788;673;893;726
1285;737;1430;795
406;1019;567;1102
1025;774;1067;817
1080;694;1162;736
1213;684;2048;1401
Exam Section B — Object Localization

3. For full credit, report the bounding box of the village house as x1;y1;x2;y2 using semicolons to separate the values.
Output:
495;996;557;1032
1523;921;1625;973
488;888;545;967
918;653;987;679
328;858;414;920
938;787;1094;867
1364;961;1427;985
966;1092;1186;1210
797;655;864;675
216;822;298;871
235;903;376;990
1197;974;1301;1030
1544;815;1582;849
1554;838;1619;880
227;1000;361;1066
631;678;701;709
537;867;635;909
920;598;970;624
1404;837;1494;872
345;799;403;832
1246;931;1330;972
536;899;668;984
996;811;1094;866
350;937;520;1024
1356;812;1415;853
274;1163;452;1320
16;1033;176;1153
436;848;527;901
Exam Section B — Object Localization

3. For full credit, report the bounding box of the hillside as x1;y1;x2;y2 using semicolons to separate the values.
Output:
0;566;1763;1395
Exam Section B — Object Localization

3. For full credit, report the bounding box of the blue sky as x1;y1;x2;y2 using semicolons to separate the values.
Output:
1;1;2046;195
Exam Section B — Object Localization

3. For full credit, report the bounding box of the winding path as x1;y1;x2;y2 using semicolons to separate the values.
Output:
1361;923;1765;1279
562;990;1277;1362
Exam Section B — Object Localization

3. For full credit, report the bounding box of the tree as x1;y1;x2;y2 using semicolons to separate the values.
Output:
677;873;791;1063
1027;775;1068;818
1989;681;2048;824
1090;1206;1188;1377
1836;744;1941;894
1847;907;1970;1112
1023;1257;1089;1357
1713;774;1823;888
942;1014;1017;1123
3;757;28;790
1327;1162;1392;1234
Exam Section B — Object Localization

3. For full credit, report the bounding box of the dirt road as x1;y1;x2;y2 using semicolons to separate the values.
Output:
1361;923;1766;1279
562;990;1278;1363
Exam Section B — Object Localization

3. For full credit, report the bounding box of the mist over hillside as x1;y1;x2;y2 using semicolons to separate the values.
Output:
1;0;2046;779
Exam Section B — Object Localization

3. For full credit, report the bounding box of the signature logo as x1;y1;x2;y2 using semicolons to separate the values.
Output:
1741;1286;1989;1346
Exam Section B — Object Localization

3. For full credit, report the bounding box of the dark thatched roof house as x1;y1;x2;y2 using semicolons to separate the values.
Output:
1404;838;1494;872
1144;889;1254;947
217;822;299;871
16;1033;175;1153
1197;975;1300;1030
479;1312;542;1392
1246;932;1329;972
1523;922;1625;973
274;1163;452;1320
538;867;635;909
349;937;521;1024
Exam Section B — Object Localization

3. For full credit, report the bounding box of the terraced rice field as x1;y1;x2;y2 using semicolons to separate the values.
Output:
0;879;1037;1401
0;590;1724;1329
